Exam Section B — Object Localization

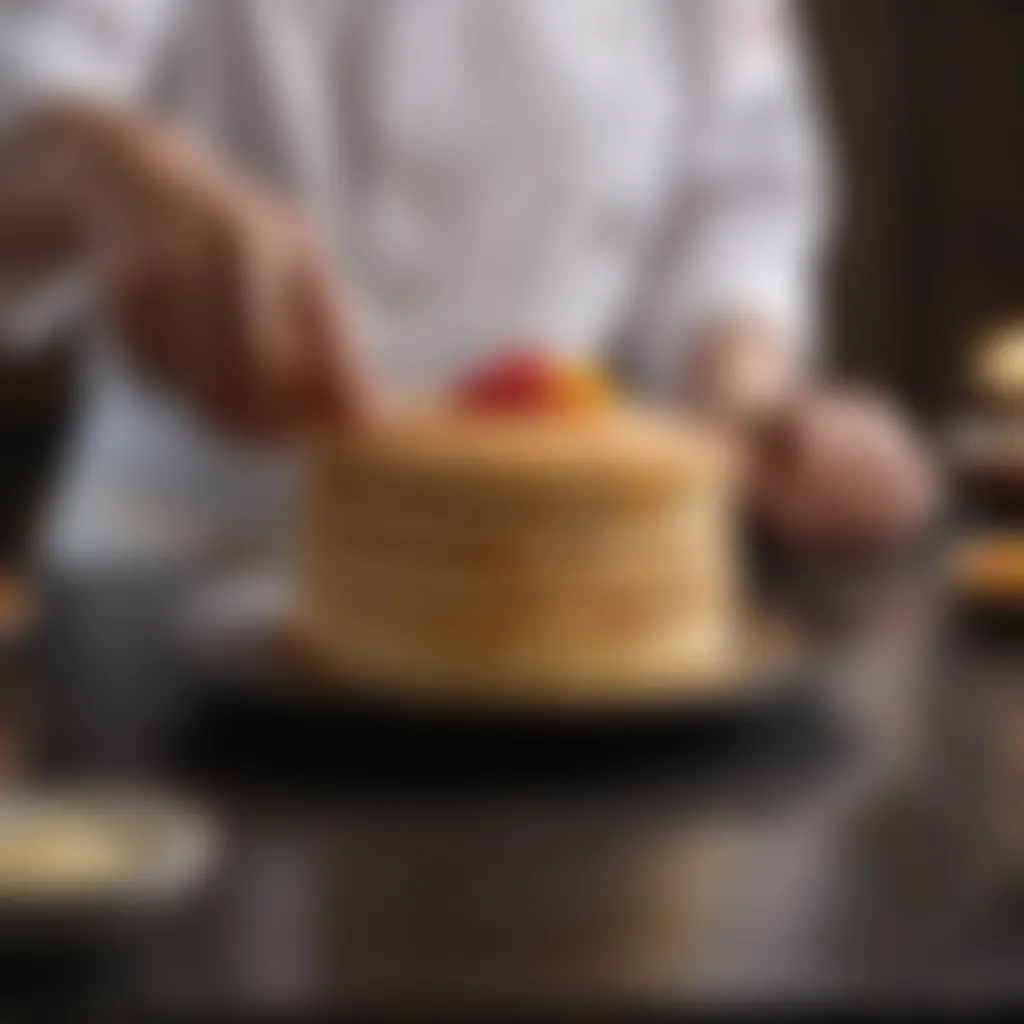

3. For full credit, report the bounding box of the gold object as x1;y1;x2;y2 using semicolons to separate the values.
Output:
974;323;1024;403
950;533;1024;600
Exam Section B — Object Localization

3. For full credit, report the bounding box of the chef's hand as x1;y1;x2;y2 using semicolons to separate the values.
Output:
0;100;374;439
691;320;939;553
750;389;939;553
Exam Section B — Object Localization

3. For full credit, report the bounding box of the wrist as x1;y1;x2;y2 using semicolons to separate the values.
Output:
688;317;803;435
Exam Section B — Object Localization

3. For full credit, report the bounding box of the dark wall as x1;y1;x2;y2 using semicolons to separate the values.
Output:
806;0;1024;417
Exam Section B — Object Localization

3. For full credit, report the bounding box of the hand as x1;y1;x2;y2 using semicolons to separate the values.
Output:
0;101;374;439
688;319;938;553
750;388;940;554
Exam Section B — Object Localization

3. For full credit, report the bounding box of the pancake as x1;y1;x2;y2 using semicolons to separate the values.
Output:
300;406;739;702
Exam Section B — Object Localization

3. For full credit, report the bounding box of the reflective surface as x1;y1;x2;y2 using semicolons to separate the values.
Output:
7;566;1024;1011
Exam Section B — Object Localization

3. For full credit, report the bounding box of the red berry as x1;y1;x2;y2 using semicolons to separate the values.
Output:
457;349;559;412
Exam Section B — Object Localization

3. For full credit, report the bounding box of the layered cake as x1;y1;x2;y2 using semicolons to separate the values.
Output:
300;355;739;705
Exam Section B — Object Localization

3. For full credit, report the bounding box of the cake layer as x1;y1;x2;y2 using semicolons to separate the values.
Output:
306;494;728;582
302;611;733;700
313;406;733;487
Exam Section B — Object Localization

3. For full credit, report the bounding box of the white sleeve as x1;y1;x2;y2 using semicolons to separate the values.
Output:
634;0;833;392
0;0;173;127
0;0;174;350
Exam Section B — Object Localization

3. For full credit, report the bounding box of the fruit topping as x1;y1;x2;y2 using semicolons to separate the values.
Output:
456;347;615;415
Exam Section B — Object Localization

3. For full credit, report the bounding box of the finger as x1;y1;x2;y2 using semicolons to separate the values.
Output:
785;397;873;547
823;407;933;549
197;220;288;441
104;240;180;390
872;433;938;542
179;200;307;442
752;447;825;549
167;219;225;415
289;235;377;428
233;218;304;434
751;397;831;545
830;405;914;542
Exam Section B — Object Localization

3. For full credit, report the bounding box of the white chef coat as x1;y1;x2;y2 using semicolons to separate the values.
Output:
0;0;829;562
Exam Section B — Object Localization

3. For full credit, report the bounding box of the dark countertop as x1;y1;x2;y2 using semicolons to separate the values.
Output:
4;565;1023;1013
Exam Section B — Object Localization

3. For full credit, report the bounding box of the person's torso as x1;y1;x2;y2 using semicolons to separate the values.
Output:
154;0;685;387
52;0;692;560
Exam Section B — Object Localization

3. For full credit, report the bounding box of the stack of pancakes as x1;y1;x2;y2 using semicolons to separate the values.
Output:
301;407;738;705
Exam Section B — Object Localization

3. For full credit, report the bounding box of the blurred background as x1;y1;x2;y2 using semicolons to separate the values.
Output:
807;0;1024;413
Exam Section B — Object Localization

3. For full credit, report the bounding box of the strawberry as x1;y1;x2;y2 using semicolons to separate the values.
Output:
457;349;559;413
456;346;616;415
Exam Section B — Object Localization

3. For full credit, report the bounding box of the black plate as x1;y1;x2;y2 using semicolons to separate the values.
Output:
170;575;832;792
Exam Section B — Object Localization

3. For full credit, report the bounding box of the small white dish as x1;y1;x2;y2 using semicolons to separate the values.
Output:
0;788;216;915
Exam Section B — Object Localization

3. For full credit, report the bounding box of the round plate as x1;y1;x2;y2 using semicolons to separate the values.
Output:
176;573;821;723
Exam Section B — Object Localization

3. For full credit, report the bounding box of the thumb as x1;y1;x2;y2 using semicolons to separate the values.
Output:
293;257;380;428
